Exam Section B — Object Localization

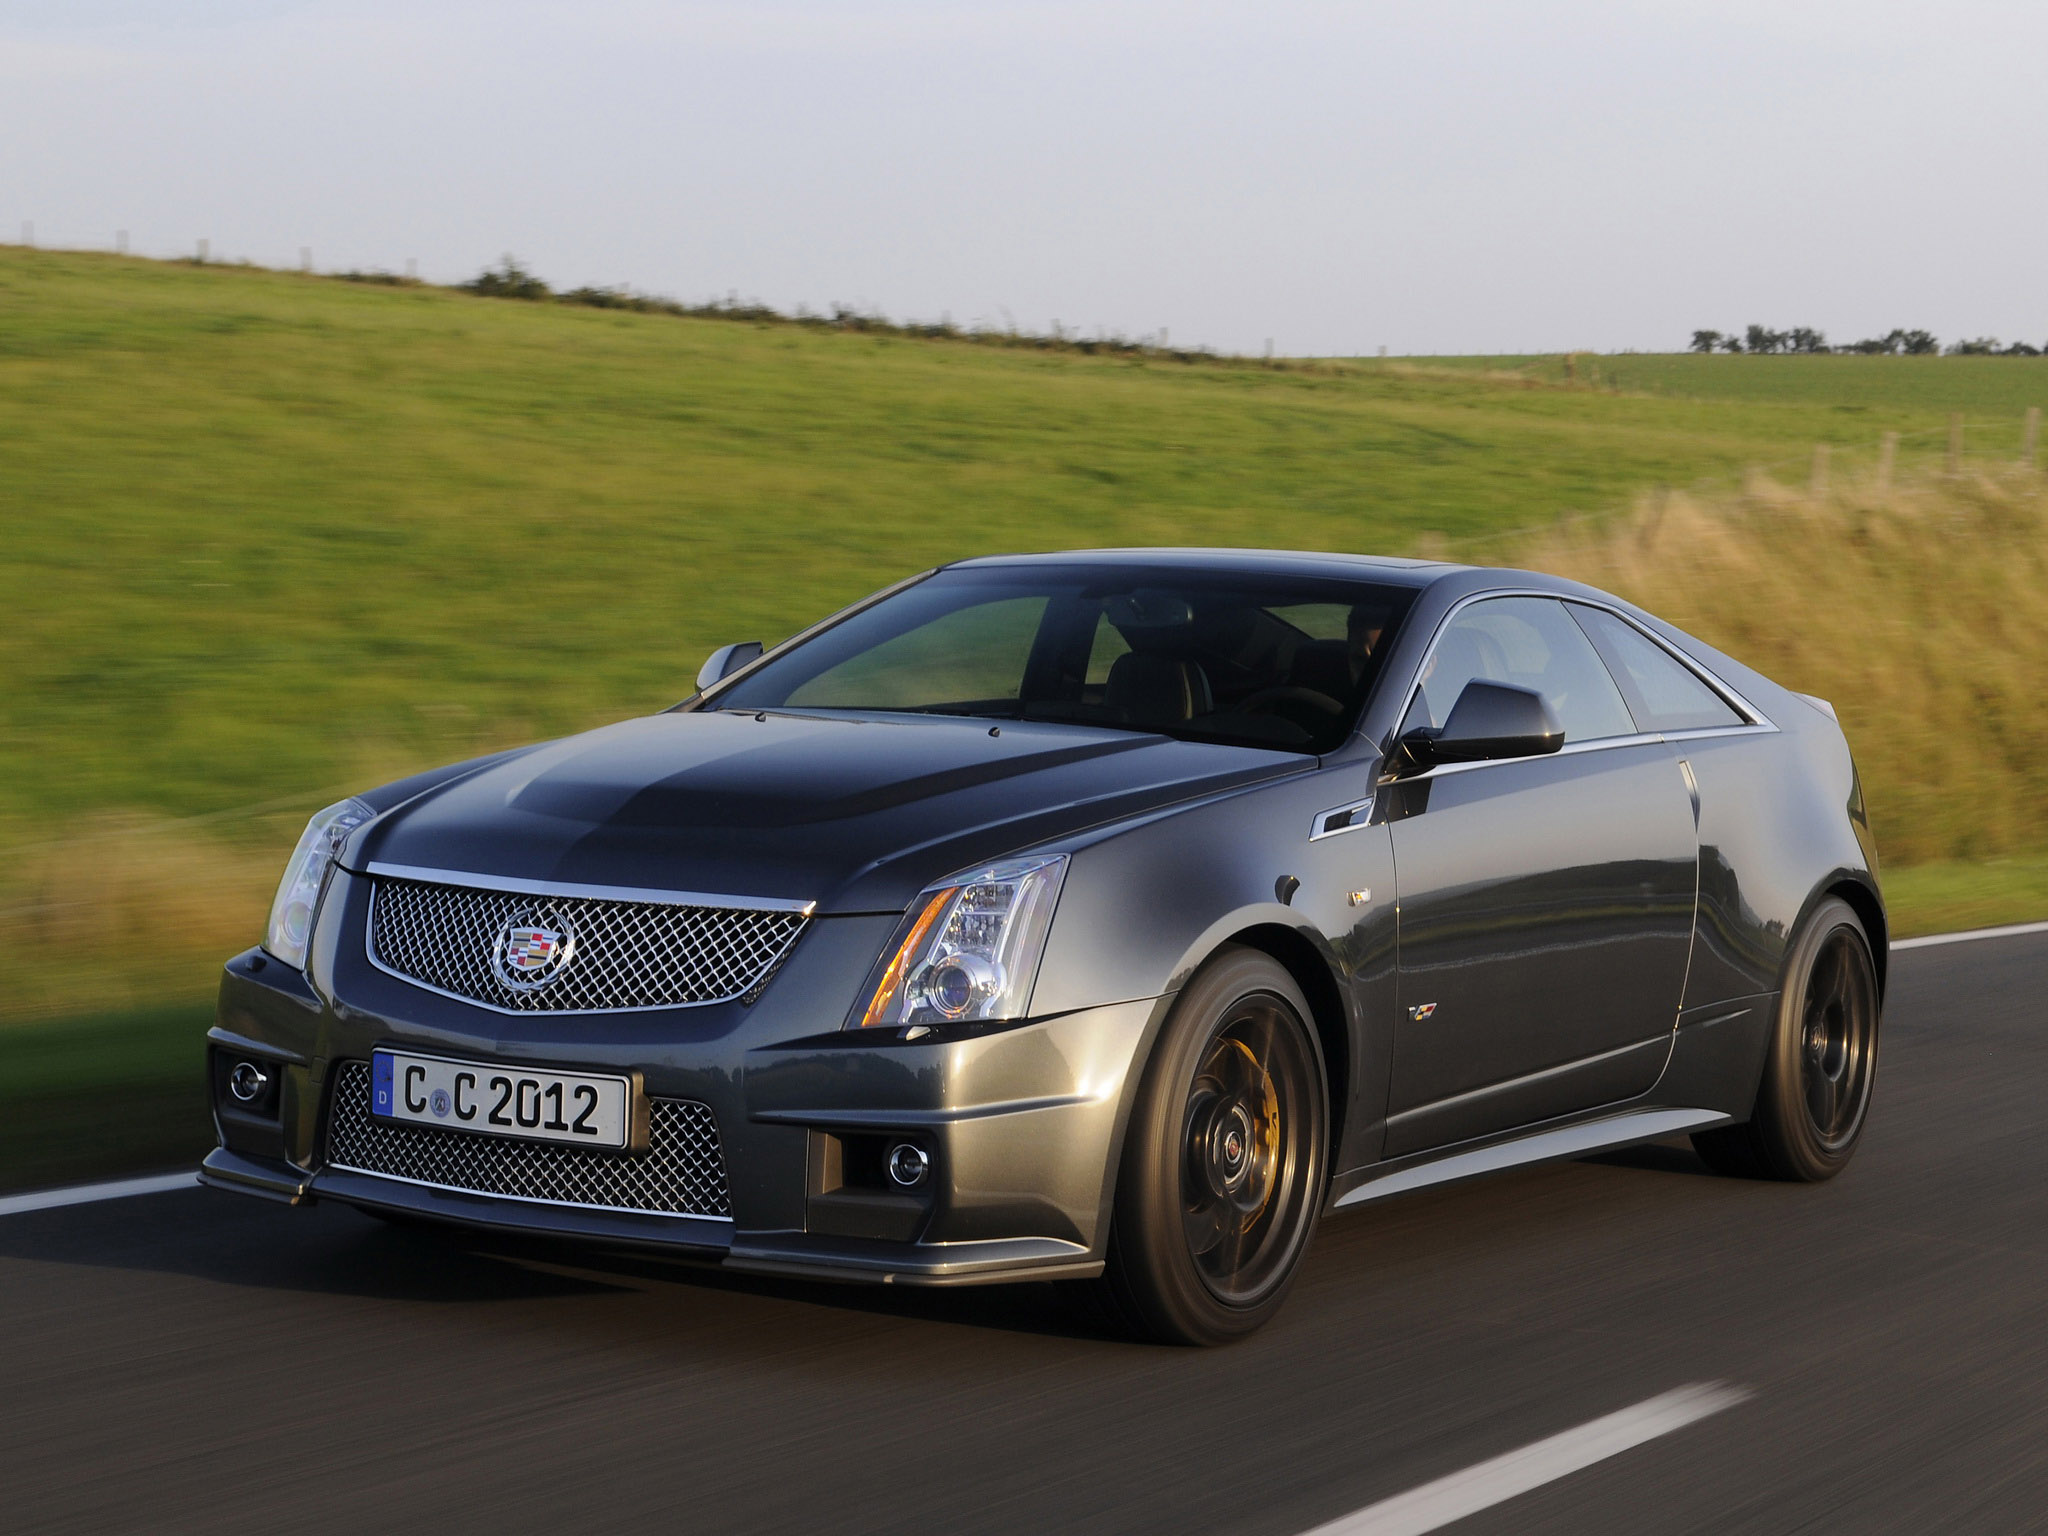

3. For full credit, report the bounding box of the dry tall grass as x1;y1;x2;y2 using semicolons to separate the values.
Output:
0;813;286;1025
0;738;495;1027
1513;463;2048;867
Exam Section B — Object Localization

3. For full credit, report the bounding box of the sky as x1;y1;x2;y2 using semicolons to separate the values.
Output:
3;0;2044;356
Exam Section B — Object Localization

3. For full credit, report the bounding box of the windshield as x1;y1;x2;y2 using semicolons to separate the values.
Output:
712;565;1419;754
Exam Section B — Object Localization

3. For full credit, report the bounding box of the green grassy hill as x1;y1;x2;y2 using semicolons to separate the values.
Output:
8;250;2041;835
3;247;2045;1031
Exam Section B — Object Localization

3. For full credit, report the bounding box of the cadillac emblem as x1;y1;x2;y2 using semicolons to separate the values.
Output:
493;910;576;989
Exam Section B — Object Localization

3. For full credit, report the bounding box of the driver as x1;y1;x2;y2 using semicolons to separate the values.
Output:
1347;603;1390;684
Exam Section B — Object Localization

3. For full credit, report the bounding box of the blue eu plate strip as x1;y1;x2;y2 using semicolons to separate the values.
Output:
371;1051;394;1118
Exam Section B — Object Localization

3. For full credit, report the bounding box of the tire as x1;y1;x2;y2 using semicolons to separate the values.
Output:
1104;948;1329;1345
1692;896;1881;1182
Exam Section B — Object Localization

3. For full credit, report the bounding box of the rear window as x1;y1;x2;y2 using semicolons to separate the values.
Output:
1570;606;1744;733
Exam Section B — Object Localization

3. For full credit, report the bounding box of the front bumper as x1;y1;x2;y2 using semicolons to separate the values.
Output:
203;1138;1115;1285
207;886;1164;1286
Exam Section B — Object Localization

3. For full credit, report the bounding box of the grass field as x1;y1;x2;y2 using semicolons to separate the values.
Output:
1421;350;2048;422
4;246;2046;1183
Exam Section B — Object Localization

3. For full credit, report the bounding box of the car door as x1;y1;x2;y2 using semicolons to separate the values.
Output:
1383;595;1698;1156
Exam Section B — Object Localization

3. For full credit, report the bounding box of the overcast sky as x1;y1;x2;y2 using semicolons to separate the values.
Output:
4;0;2043;355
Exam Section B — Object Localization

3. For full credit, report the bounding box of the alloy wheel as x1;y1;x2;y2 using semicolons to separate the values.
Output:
1178;997;1317;1306
1799;928;1878;1150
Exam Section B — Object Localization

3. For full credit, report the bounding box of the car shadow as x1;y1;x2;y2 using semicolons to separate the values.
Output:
1577;1138;1719;1177
468;1235;1136;1343
0;1188;1133;1343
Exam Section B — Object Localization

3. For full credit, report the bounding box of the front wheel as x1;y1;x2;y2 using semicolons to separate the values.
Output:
1104;948;1328;1345
1692;896;1881;1181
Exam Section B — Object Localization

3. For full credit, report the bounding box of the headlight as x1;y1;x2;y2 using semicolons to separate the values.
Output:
264;797;374;970
857;854;1068;1028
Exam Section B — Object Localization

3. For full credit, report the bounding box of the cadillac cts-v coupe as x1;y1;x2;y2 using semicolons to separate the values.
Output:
203;550;1883;1343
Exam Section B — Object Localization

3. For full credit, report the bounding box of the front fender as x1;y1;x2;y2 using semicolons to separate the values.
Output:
1030;762;1398;1171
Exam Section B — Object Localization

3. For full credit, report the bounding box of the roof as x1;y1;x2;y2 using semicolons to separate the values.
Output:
943;547;1467;587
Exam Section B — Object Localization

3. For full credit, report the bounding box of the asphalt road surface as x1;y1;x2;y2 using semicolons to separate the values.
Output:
5;932;2046;1535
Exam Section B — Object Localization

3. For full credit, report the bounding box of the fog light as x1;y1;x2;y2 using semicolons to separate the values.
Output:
886;1142;929;1188
228;1060;271;1104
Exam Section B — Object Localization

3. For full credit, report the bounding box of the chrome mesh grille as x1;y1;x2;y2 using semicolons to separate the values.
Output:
366;875;807;1013
325;1060;731;1218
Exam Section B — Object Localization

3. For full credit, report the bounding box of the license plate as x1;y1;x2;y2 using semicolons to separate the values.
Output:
371;1050;633;1150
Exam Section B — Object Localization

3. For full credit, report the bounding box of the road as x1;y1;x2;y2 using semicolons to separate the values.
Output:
4;933;2046;1535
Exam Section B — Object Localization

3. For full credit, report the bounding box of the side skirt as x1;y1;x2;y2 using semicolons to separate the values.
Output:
1330;1107;1731;1211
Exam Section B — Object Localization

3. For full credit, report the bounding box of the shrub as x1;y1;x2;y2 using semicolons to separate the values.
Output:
1690;326;1975;356
460;257;551;301
1948;337;2044;357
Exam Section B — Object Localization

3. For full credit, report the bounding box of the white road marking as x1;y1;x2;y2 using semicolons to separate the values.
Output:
1297;1382;1750;1536
1892;920;2048;952
0;1171;197;1218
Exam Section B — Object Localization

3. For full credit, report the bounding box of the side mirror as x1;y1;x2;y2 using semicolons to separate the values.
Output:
696;641;764;692
1398;681;1564;771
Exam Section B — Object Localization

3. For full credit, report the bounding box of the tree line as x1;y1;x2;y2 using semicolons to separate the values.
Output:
439;257;1230;364
1691;325;2043;356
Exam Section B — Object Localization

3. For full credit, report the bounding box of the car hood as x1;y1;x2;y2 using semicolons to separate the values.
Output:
350;710;1308;914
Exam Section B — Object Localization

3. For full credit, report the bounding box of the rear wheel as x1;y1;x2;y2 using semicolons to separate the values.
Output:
1104;948;1328;1345
1692;897;1880;1181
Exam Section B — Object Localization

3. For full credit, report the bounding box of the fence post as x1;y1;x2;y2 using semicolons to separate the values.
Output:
1809;444;1831;499
1877;431;1898;493
197;238;208;263
20;221;31;247
115;229;127;254
300;246;311;272
1946;413;1963;474
2025;407;2040;469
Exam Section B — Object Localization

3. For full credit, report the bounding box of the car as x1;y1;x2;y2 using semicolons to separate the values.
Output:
202;548;1884;1344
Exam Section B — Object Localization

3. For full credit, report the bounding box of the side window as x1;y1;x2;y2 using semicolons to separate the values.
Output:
1570;606;1744;733
1400;596;1637;744
1264;602;1352;642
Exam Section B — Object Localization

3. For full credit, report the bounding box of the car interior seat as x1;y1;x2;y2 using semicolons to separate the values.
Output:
1106;651;1215;728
